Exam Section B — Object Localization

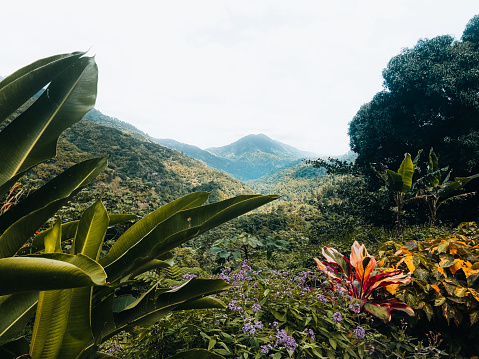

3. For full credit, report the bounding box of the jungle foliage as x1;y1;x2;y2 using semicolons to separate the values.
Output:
0;52;278;359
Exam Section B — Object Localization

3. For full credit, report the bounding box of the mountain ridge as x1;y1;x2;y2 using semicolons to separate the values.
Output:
85;108;326;181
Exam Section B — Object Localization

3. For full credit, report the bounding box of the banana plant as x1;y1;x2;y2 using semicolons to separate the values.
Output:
0;53;279;358
372;151;421;237
415;148;479;226
313;241;414;322
0;51;108;285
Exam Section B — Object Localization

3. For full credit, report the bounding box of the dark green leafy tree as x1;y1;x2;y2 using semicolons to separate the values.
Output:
349;16;479;180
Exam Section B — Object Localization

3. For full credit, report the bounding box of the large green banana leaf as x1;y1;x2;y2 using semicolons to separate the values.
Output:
28;201;110;359
0;52;85;123
95;278;230;341
0;292;38;345
0;55;97;191
30;289;73;359
0;156;108;257
101;193;279;283
0;253;106;295
57;200;110;359
397;153;414;193
18;213;136;255
439;174;479;198
100;191;210;268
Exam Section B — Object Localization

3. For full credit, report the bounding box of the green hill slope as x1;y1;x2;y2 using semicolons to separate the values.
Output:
30;119;254;214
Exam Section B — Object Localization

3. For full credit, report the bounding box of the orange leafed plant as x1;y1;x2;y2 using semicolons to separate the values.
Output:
314;241;414;321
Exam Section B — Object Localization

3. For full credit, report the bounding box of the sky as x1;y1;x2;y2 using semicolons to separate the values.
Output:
1;1;478;156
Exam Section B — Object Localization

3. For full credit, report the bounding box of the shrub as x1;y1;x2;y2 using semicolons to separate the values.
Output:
122;261;446;359
377;222;479;357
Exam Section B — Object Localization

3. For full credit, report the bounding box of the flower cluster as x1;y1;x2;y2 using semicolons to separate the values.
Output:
304;328;315;340
251;302;261;313
349;303;361;314
332;311;343;324
354;326;366;340
275;329;297;351
242;317;263;335
228;299;243;312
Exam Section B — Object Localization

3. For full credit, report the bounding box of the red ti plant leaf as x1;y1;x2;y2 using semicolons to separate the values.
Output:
314;241;414;322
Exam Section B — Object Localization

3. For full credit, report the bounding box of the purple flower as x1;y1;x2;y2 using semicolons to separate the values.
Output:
254;320;263;330
349;303;361;314
260;345;270;354
242;321;256;335
304;328;315;340
228;300;243;312
332;312;342;324
252;303;261;313
354;326;366;340
316;294;327;303
276;329;297;351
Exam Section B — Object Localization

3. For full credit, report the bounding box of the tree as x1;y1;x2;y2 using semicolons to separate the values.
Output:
349;17;479;179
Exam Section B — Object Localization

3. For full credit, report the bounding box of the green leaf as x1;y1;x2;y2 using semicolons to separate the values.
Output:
129;258;174;280
173;296;227;311
102;194;279;283
0;253;107;295
0;157;108;257
99;279;230;339
0;52;85;123
0;293;38;345
0;55;97;189
439;174;479;197
385;170;404;192
397;153;414;192
100;192;210;270
30;289;72;359
24;213;136;255
434;297;446;306
73;199;109;260
328;337;337;350
168;348;225;359
55;200;110;359
428;149;440;186
208;339;217;351
364;302;389;322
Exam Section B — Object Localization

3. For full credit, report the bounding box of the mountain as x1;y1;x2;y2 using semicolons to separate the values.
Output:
83;108;319;181
84;108;152;143
207;133;315;159
156;134;317;181
153;138;234;174
31;119;254;215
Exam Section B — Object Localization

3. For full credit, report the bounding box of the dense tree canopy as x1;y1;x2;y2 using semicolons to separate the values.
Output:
349;15;479;177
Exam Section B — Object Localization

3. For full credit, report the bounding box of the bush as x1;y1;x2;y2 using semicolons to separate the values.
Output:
121;261;447;359
377;222;479;357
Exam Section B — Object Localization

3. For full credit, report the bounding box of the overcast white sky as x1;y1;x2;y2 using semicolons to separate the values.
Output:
1;1;478;155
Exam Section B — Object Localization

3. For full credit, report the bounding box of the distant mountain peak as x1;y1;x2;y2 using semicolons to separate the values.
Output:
206;133;315;159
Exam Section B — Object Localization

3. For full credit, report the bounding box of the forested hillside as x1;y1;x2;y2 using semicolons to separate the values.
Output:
247;160;325;202
30;119;253;214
